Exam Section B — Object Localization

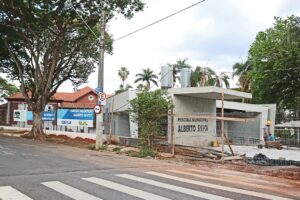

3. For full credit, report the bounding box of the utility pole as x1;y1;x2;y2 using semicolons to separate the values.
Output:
95;11;106;150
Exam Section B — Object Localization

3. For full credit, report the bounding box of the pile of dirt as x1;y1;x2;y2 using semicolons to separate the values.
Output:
46;134;95;148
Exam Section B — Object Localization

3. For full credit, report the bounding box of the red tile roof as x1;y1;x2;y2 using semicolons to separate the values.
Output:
60;102;96;108
7;86;96;102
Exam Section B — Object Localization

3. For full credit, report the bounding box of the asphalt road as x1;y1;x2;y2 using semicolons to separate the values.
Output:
0;135;299;200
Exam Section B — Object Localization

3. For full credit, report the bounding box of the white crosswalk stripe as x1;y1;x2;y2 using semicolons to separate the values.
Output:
41;181;102;200
1;171;296;200
83;177;171;200
146;171;294;200
0;186;33;200
117;174;233;200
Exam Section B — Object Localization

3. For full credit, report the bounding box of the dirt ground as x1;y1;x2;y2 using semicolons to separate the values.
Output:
42;134;300;181
0;128;299;181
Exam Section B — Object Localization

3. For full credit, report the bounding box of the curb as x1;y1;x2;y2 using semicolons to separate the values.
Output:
0;133;23;137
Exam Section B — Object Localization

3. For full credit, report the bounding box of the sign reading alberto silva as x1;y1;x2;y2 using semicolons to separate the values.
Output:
175;117;211;135
57;109;94;127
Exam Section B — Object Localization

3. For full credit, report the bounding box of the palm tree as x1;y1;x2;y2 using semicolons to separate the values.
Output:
171;58;191;87
232;60;251;92
118;67;130;87
214;72;230;88
191;66;217;87
134;68;158;91
190;66;230;88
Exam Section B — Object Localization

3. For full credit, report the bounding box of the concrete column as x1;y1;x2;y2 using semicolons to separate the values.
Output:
129;115;138;138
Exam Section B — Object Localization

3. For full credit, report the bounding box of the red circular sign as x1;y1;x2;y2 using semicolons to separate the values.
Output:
94;105;102;114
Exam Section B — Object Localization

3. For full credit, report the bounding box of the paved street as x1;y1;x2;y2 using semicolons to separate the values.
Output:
0;135;299;200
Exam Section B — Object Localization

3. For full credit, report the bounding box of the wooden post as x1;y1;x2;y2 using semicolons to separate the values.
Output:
221;92;225;164
171;110;176;156
108;98;114;144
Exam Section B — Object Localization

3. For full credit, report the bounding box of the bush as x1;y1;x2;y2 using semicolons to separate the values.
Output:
129;90;173;148
112;146;122;153
138;148;157;158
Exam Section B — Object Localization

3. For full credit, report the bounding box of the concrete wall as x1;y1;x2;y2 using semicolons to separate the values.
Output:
169;95;216;147
226;114;261;143
216;101;276;144
104;90;138;138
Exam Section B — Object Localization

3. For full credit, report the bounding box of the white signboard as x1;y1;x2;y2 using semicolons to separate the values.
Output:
175;117;211;136
13;110;27;122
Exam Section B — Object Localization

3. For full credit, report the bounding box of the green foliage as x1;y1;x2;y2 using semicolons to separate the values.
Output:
129;90;173;148
112;146;122;153
115;84;132;94
0;76;19;102
118;67;130;86
115;67;131;94
138;148;157;158
170;58;191;87
0;0;144;136
190;66;229;88
134;68;158;91
248;15;300;115
126;147;157;158
232;60;252;93
99;145;107;151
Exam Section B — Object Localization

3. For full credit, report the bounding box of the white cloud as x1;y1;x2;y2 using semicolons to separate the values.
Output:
50;0;300;92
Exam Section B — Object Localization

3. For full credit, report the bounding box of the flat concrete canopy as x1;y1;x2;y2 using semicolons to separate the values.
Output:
168;86;252;100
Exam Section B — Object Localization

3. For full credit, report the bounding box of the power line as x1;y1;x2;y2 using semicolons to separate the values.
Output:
115;0;206;41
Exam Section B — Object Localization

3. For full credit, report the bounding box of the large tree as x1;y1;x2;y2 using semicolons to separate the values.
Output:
0;0;144;138
134;68;158;91
0;76;19;103
248;15;300;117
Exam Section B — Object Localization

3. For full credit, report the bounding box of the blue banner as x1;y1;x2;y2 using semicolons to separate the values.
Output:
27;111;56;121
57;109;94;127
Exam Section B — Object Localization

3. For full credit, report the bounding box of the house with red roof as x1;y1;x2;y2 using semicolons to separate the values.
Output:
3;86;98;132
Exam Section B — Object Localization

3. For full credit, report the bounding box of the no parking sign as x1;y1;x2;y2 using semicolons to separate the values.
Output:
98;92;106;106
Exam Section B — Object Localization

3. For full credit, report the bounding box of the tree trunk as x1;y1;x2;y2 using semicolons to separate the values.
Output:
29;111;45;140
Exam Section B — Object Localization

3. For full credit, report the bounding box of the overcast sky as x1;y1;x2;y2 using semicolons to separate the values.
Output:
5;0;300;94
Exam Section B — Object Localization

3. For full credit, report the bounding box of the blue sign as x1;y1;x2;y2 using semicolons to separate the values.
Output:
42;111;56;121
57;109;94;127
27;111;56;121
95;87;103;93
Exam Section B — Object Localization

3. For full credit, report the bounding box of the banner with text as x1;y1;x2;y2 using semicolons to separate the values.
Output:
27;111;56;121
13;110;27;122
57;109;94;127
175;116;212;136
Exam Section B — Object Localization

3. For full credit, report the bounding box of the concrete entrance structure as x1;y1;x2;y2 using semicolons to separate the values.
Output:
216;101;276;145
168;87;252;147
104;90;139;138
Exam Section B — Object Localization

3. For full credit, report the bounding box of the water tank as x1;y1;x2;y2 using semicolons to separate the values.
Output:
180;68;192;88
160;65;173;89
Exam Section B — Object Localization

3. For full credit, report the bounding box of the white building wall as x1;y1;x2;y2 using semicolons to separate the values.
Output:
104;90;138;138
169;95;216;147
